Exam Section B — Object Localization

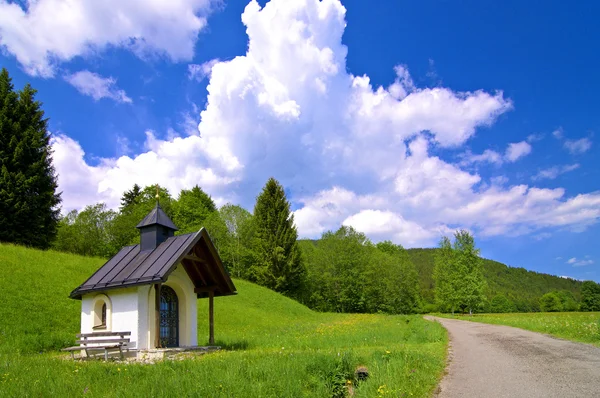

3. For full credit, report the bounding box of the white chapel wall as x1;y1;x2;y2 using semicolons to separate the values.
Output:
146;264;198;348
79;264;197;350
81;288;140;349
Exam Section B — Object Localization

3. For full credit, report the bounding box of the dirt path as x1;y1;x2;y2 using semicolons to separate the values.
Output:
426;316;600;398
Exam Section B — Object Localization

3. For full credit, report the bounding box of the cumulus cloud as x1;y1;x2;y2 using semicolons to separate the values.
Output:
505;141;532;162
51;0;600;247
51;132;239;211
0;0;216;76
532;164;580;181
64;71;132;103
564;138;592;155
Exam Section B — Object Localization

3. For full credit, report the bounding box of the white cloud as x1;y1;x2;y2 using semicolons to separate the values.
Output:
188;59;220;82
51;0;600;248
532;164;580;181
0;0;216;77
64;71;132;103
462;140;534;166
505;141;532;162
564;138;592;155
459;149;503;166
527;133;544;143
567;257;594;267
552;127;563;139
51;132;239;211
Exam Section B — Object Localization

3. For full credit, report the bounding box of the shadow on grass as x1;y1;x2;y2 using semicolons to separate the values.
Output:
214;340;251;351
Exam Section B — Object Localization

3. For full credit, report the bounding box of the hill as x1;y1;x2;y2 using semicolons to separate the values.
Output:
407;248;583;311
0;243;446;397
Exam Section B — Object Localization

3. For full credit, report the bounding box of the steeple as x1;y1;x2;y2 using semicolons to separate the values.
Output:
136;188;178;251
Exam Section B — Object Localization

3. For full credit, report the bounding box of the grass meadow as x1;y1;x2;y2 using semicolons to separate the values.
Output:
0;243;447;397
438;312;600;347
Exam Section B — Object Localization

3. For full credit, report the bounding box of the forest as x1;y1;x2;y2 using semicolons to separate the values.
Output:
48;181;599;314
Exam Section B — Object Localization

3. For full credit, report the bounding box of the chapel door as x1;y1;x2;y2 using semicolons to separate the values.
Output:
159;285;179;347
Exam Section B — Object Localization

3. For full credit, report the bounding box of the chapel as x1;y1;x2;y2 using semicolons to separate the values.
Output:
69;201;236;351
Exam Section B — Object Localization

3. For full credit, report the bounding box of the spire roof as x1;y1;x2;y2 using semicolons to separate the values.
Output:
135;203;178;231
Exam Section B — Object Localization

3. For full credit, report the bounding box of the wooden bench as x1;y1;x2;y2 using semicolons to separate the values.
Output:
62;331;131;360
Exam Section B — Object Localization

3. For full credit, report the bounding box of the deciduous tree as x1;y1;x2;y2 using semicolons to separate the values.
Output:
433;230;486;314
581;281;600;311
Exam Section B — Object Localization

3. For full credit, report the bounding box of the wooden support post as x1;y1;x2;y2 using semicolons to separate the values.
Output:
155;283;161;349
209;290;215;345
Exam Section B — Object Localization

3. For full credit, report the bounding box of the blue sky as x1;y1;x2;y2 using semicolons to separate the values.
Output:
1;0;598;281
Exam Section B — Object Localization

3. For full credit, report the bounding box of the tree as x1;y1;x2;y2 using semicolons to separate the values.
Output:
120;184;142;210
218;204;256;278
172;185;216;233
453;230;486;314
581;281;600;311
251;177;305;296
375;241;421;314
433;230;486;314
489;294;516;313
433;236;460;313
540;292;562;312
555;290;579;312
0;68;61;249
53;203;116;257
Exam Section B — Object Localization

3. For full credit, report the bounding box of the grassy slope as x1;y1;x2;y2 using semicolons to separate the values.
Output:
437;313;600;347
0;243;447;397
407;248;583;306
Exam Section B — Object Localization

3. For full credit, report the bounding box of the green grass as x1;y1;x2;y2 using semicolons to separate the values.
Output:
0;243;447;397
438;312;600;347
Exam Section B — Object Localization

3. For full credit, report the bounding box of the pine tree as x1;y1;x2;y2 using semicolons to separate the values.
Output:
0;68;61;249
120;184;142;211
251;177;305;296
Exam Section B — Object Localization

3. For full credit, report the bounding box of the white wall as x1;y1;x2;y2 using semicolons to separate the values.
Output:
81;289;140;349
80;263;198;350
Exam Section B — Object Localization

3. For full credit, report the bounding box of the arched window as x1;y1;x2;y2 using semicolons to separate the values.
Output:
93;298;110;330
101;303;106;326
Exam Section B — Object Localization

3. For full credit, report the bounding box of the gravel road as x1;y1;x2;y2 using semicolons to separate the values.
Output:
426;316;600;398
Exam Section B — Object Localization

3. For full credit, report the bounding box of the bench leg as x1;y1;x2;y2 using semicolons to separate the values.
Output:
85;349;89;358
70;352;74;360
104;349;108;361
119;346;123;359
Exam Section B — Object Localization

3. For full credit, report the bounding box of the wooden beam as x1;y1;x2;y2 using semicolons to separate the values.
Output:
183;254;207;263
194;286;218;294
182;258;207;285
154;283;161;349
194;245;218;284
208;290;214;345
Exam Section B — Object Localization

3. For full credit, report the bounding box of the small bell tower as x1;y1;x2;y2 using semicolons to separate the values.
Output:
136;185;178;252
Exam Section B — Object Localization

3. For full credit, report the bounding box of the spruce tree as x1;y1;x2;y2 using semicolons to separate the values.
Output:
0;68;61;249
252;177;305;296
